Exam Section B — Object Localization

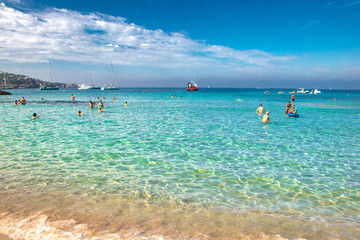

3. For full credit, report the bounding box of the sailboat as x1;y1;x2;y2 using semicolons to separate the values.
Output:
102;62;119;90
39;59;59;90
2;72;12;89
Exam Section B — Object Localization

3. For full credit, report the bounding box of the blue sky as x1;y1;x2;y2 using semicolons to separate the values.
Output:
0;0;359;88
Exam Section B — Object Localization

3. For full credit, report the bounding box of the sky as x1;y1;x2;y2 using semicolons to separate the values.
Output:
0;0;359;89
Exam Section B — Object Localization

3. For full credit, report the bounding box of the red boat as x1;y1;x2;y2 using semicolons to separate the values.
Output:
187;82;198;91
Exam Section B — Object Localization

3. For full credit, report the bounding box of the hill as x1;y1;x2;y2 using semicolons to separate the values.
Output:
0;71;78;89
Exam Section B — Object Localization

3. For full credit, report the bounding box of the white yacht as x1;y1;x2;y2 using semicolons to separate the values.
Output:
78;84;100;90
310;89;321;94
296;88;309;94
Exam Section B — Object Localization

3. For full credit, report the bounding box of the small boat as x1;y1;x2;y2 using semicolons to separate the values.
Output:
187;82;198;91
39;85;59;90
296;88;309;94
287;108;299;118
309;89;321;94
287;112;299;118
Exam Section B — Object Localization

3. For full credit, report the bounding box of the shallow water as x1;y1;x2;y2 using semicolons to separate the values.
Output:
0;88;359;239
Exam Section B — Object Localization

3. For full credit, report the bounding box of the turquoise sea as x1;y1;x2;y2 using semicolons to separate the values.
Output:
0;88;359;239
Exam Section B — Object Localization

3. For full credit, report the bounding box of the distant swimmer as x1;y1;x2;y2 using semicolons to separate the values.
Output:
32;113;39;119
71;94;75;101
291;93;295;103
89;100;95;109
99;100;104;109
284;101;291;114
113;96;116;100
97;97;100;101
262;111;270;123
171;95;174;99
41;97;43;101
124;102;128;107
98;105;105;112
284;101;291;109
77;110;84;116
256;104;265;114
14;100;18;105
20;97;26;105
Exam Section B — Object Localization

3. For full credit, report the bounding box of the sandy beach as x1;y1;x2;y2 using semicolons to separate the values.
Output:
0;233;12;240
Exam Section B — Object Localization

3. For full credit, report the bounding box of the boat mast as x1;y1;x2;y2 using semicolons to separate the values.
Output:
49;59;52;83
3;72;6;88
93;71;96;86
110;62;116;87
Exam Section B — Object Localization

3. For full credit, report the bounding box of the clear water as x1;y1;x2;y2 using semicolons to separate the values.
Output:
0;88;359;239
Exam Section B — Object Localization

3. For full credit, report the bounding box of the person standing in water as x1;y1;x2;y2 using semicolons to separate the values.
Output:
256;104;265;114
71;94;75;101
98;105;105;113
124;102;128;107
284;101;291;114
291;93;295;103
99;100;104;110
262;111;270;123
77;110;84;116
20;97;27;105
89;100;95;109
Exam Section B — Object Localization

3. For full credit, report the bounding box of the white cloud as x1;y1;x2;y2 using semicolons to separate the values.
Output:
0;3;293;71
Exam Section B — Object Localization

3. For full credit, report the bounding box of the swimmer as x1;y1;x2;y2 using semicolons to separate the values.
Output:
99;100;104;109
20;97;26;105
285;106;290;114
71;94;75;101
256;104;265;114
89;100;95;109
97;97;100;101
98;105;105;113
284;101;291;114
41;97;43;101
77;110;84;116
284;101;291;109
291;93;295;103
32;113;39;119
171;95;174;99
124;102;128;107
113;96;116;100
262;111;270;123
14;100;18;105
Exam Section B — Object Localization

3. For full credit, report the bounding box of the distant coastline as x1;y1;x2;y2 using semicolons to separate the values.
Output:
0;71;77;89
